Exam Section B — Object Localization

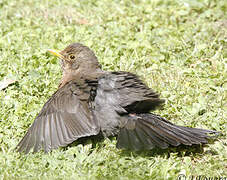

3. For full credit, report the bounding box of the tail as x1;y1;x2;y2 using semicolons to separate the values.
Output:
116;113;219;151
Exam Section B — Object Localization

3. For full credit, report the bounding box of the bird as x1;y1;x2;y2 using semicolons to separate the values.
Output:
17;43;219;154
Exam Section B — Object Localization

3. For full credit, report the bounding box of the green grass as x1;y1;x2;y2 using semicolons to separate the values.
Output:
0;0;226;179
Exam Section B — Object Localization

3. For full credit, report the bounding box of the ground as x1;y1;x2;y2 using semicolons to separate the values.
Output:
0;0;226;179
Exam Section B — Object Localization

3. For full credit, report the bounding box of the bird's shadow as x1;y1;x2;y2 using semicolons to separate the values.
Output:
65;135;218;158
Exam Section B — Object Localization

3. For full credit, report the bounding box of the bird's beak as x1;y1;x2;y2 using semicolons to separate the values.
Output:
47;49;64;59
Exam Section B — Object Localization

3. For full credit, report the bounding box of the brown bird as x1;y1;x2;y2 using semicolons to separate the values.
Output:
17;43;218;154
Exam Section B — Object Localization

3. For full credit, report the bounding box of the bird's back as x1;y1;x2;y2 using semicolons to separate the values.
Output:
94;71;165;137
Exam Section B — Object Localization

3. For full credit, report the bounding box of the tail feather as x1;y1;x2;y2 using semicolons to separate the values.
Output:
145;118;207;144
142;114;212;144
140;120;184;146
141;119;193;145
134;126;156;149
117;113;219;151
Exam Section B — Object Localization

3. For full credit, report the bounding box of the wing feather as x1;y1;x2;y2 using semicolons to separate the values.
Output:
17;81;100;153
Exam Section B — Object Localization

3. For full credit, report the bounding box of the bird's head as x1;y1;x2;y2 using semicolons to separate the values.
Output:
48;43;101;75
48;43;102;87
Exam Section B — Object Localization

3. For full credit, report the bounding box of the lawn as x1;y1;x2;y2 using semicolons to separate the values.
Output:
0;0;226;179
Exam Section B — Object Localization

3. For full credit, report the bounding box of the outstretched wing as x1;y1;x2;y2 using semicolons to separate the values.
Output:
17;81;100;154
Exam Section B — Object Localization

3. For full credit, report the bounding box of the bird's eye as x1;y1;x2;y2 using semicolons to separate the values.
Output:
69;55;75;60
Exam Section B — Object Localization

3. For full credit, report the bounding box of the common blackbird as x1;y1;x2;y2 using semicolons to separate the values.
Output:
17;43;218;154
